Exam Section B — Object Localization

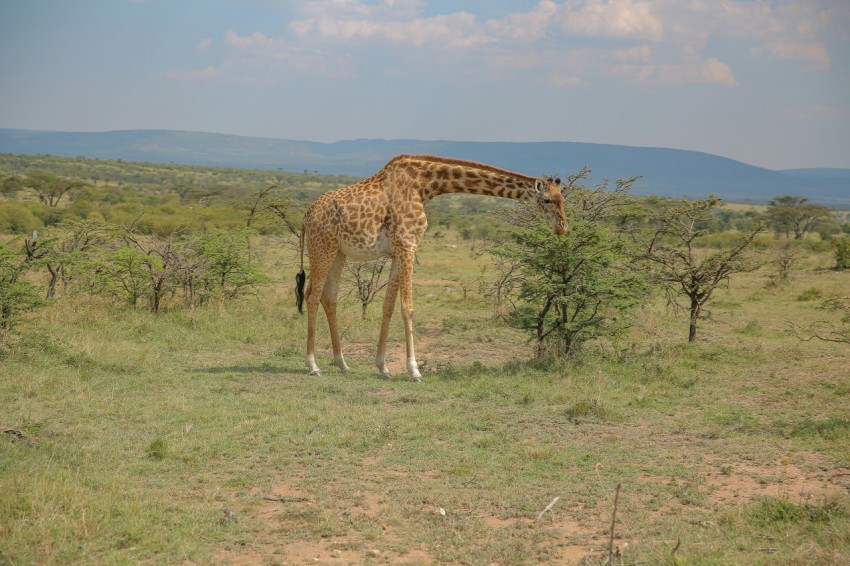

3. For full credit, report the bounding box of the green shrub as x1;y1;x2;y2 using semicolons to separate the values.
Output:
833;236;850;270
0;202;43;234
0;242;45;333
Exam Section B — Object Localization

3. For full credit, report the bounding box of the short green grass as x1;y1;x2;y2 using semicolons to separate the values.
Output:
2;235;849;564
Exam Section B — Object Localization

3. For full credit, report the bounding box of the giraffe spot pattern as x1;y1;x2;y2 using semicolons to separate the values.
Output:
299;154;567;378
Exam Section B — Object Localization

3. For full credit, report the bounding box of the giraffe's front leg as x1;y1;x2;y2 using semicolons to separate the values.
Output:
396;252;422;382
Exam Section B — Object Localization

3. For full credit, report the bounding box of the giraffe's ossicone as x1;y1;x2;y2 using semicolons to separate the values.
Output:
296;154;567;381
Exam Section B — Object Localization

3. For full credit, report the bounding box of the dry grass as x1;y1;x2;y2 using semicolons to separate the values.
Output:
1;234;848;565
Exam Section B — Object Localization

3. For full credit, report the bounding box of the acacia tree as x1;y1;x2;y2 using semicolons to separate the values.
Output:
76;224;266;312
345;257;389;320
773;241;805;281
765;195;834;240
243;182;303;236
644;196;765;342
261;193;302;236
188;229;267;304
245;185;274;230
27;220;110;298
3;172;88;207
490;171;646;360
97;245;156;309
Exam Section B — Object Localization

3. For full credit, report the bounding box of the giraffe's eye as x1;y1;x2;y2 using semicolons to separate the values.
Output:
543;198;552;204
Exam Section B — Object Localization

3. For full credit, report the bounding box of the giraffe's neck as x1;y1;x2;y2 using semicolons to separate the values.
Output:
382;155;539;204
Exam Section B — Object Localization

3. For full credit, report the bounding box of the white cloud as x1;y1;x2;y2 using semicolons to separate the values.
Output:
222;30;355;78
197;38;213;52
751;41;830;71
556;0;663;41
485;0;558;40
170;1;840;88
603;0;839;84
289;0;664;47
290;8;490;48
687;0;785;39
224;30;284;55
694;57;738;86
633;57;737;86
223;30;307;64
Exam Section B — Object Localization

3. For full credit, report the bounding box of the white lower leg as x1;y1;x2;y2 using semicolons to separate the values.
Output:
306;354;322;376
401;309;422;382
407;357;422;382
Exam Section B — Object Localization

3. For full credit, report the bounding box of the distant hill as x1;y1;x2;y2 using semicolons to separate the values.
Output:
1;129;848;206
780;168;850;180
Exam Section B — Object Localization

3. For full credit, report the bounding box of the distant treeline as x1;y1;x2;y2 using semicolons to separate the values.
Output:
1;153;848;241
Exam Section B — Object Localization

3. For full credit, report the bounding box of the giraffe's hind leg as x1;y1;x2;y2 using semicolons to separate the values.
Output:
375;259;399;378
305;249;336;377
322;251;350;373
305;275;324;376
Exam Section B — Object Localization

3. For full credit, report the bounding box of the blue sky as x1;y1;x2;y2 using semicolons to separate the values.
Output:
1;0;848;170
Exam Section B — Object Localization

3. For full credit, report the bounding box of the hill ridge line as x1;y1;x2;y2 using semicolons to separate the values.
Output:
1;128;848;206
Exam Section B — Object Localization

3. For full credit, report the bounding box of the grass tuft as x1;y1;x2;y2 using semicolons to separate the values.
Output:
781;416;850;441
146;438;167;460
745;497;848;527
564;398;607;422
796;287;823;301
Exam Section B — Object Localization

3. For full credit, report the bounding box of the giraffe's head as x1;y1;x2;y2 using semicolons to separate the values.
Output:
534;177;568;235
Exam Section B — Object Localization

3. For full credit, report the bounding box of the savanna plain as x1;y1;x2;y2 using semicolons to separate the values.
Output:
1;157;849;565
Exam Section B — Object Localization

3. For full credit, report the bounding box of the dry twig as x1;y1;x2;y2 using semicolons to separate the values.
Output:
608;483;622;565
535;496;560;523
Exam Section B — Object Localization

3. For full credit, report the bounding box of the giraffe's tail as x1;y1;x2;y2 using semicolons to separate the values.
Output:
295;224;306;314
295;269;306;314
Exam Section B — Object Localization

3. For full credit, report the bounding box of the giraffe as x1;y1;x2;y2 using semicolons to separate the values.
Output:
295;154;568;381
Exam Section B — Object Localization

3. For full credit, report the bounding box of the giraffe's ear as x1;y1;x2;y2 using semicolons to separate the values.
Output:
535;179;546;192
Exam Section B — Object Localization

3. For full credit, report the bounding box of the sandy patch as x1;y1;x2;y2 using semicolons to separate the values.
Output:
703;455;848;506
214;478;435;565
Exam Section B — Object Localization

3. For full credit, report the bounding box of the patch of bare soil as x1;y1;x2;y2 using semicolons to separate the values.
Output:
702;453;849;506
381;325;520;377
523;449;848;564
213;452;848;565
475;509;619;565
342;324;449;377
384;325;443;377
215;480;434;565
315;308;524;378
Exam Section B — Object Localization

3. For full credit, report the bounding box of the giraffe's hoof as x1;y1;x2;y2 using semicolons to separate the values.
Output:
410;375;423;383
379;370;393;379
309;369;322;377
334;357;350;373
